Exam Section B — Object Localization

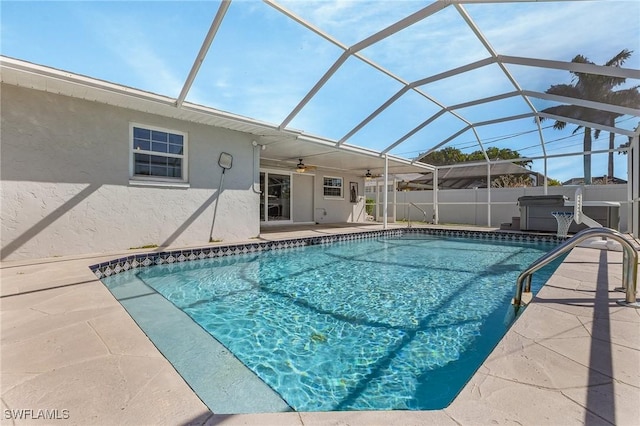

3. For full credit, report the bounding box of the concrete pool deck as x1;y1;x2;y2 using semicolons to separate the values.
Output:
1;224;639;425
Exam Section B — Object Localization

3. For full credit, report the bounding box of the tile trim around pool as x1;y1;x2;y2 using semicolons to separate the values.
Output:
90;228;563;279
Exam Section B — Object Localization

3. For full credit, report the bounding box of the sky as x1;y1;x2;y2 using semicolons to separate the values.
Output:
2;0;639;182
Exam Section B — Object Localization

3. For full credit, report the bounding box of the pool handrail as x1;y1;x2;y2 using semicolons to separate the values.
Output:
513;227;639;310
407;202;429;227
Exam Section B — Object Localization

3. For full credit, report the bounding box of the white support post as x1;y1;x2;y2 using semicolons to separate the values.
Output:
392;175;397;222
543;157;548;195
375;179;379;222
487;162;491;227
433;168;439;224
631;134;639;237
534;116;548;195
628;138;633;234
383;155;389;229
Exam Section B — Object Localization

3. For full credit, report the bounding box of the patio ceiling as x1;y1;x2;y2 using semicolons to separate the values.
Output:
1;0;639;179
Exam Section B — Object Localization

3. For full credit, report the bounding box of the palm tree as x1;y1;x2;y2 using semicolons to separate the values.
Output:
540;49;640;184
595;87;640;180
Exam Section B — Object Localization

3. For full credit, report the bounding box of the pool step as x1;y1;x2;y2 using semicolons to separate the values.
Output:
500;216;521;231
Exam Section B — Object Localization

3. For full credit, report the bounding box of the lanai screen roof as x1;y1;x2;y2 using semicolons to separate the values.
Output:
1;0;639;181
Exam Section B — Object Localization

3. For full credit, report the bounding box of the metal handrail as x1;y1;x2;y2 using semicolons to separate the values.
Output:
407;203;429;228
513;227;639;310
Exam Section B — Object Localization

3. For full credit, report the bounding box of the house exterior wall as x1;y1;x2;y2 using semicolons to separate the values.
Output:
313;173;366;224
260;168;367;225
291;173;314;223
1;84;260;260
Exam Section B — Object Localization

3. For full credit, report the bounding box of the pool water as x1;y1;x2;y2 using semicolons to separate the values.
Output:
102;235;562;411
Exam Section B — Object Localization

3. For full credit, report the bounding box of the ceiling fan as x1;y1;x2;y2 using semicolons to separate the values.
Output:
363;169;382;179
295;158;316;173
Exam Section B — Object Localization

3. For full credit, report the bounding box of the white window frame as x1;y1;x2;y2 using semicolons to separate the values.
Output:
323;176;343;199
129;123;188;186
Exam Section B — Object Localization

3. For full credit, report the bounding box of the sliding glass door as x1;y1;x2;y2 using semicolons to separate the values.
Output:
260;171;291;223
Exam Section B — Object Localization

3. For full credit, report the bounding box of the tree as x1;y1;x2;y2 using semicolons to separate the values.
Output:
491;174;533;188
491;172;562;187
547;178;563;186
595;88;640;179
419;146;530;167
420;146;466;166
420;146;537;187
466;147;532;168
617;134;635;154
540;49;640;184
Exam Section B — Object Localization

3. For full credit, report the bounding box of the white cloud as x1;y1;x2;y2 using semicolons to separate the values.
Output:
77;7;187;98
469;1;640;64
111;41;182;96
278;0;432;44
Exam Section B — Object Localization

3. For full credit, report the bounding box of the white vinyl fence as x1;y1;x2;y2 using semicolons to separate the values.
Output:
367;184;629;232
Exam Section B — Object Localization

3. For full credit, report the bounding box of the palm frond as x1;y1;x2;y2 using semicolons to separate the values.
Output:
546;84;581;97
607;86;640;108
605;49;632;67
570;54;594;82
554;121;567;130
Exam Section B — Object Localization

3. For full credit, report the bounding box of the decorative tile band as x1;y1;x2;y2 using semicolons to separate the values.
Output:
90;228;562;279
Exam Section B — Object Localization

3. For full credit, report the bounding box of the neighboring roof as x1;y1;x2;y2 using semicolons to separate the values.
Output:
563;176;628;185
403;162;544;190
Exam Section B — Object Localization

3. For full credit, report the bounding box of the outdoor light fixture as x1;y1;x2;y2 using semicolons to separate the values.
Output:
365;170;372;180
296;159;306;173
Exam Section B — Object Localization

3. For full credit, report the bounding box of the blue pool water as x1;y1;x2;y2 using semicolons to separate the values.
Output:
102;234;562;411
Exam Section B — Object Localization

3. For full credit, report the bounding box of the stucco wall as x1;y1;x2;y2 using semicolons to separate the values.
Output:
1;84;260;260
312;172;366;224
291;173;314;223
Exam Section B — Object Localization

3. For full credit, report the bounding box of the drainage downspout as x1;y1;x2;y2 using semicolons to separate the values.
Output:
251;141;264;195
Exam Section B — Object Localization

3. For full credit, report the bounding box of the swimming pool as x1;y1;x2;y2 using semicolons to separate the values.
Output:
98;231;563;412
